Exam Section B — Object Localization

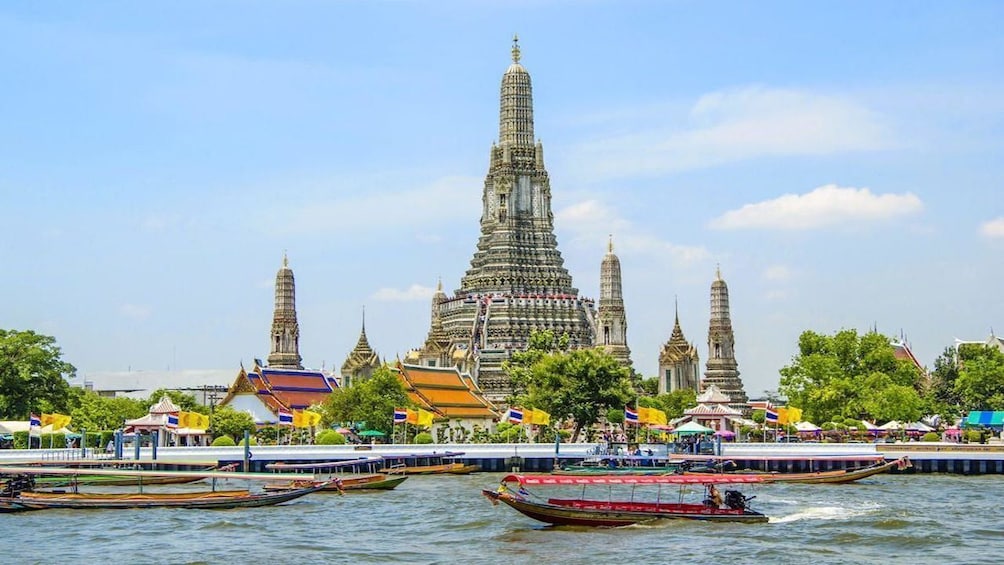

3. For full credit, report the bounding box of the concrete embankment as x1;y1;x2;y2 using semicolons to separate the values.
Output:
3;442;1004;474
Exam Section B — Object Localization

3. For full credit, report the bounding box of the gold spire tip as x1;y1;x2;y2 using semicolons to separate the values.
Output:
511;34;521;63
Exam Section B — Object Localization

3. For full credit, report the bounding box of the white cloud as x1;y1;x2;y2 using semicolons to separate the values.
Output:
709;184;923;230
762;265;793;282
120;303;152;320
555;199;708;264
371;284;436;302
980;217;1004;238
564;86;892;180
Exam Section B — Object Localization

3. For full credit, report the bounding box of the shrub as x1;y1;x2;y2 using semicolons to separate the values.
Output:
414;432;434;444
316;430;346;445
211;436;236;447
965;430;983;444
921;432;940;442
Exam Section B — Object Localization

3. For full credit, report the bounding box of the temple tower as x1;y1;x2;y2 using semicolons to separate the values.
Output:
437;36;597;402
703;267;749;413
340;309;381;387
266;253;303;369
406;279;456;369
596;236;632;369
658;300;701;394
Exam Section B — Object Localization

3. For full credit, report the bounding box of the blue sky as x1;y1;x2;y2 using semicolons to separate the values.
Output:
3;1;1002;397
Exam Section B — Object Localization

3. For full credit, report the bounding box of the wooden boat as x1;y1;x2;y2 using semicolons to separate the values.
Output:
684;456;911;484
264;473;408;493
28;465;223;488
482;473;767;526
553;456;683;476
12;482;328;510
380;452;480;475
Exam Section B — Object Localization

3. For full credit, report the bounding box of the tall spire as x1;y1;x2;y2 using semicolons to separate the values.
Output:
659;302;699;394
703;267;748;412
267;253;303;369
597;235;632;369
341;306;380;386
499;34;534;149
438;37;598;401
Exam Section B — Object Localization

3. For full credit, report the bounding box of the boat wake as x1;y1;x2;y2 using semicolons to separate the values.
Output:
770;503;878;524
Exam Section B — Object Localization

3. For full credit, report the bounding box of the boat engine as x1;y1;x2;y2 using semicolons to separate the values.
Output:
1;474;35;497
723;489;753;510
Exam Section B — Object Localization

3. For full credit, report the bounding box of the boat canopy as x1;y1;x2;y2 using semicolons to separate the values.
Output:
265;456;383;470
501;473;765;486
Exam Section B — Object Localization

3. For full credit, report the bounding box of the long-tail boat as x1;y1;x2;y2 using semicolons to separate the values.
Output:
0;465;329;510
482;473;767;526
684;456;911;484
263;458;409;492
380;452;480;475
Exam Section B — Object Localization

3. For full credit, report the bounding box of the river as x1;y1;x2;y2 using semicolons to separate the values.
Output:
1;472;1000;564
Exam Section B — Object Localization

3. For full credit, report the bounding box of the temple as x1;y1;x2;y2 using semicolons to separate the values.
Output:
702;267;750;414
340;309;382;387
266;253;303;370
218;362;339;424
394;362;500;436
431;36;597;402
596;236;632;369
658;300;700;394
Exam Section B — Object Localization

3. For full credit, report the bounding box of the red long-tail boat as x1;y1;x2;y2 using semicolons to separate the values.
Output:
482;473;767;526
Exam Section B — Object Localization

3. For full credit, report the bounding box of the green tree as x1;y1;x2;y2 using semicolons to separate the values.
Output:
0;329;76;418
514;347;635;442
954;345;1004;411
504;330;568;403
319;365;410;435
779;329;925;424
211;406;255;441
638;377;659;396
144;389;203;413
69;391;147;430
924;347;963;422
648;389;697;420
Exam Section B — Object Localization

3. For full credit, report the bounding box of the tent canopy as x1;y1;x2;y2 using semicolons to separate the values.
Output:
673;421;713;435
795;421;821;432
965;411;1004;427
357;429;386;437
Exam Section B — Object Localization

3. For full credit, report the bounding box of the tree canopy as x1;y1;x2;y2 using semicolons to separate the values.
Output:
211;406;256;441
779;329;926;424
319;365;411;435
507;332;635;442
0;329;76;419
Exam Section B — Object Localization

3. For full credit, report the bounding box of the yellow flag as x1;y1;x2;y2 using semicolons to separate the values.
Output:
292;411;305;428
788;407;803;423
41;413;55;426
178;412;191;428
198;413;210;429
305;410;322;427
651;408;667;426
417;408;434;427
777;407;790;425
530;408;551;425
406;409;418;424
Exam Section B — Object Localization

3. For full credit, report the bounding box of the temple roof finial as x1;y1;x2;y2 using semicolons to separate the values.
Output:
716;263;721;280
282;250;288;268
511;34;521;63
361;305;366;333
608;234;614;253
437;277;443;292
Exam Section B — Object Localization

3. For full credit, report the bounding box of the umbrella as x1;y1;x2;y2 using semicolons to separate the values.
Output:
334;427;353;434
713;429;735;437
673;421;713;435
357;430;386;437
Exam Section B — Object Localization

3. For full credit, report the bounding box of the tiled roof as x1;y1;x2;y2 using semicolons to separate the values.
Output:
397;363;499;419
220;365;338;417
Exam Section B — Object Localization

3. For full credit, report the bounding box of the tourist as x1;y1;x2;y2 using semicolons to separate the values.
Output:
706;484;723;508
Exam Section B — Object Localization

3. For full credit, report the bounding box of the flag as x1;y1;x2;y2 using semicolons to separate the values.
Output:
278;409;293;425
787;406;803;423
393;409;407;424
649;408;668;426
292;411;304;427
406;408;418;425
29;413;41;428
41;413;55;426
304;410;322;427
195;413;210;429
506;407;523;424
776;407;790;425
765;408;779;423
166;413;179;428
178;412;191;428
417;408;434;427
42;413;71;430
529;408;550;425
625;406;639;425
